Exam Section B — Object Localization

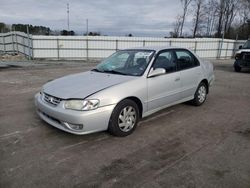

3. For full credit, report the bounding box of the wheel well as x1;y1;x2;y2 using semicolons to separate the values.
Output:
124;97;143;118
200;79;209;93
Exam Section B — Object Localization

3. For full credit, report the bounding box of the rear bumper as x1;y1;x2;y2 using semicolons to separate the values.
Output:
34;93;115;135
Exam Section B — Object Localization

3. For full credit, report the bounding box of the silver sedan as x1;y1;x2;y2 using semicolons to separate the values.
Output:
35;46;214;136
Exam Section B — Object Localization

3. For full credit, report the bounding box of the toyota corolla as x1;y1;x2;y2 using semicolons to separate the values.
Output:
35;46;214;136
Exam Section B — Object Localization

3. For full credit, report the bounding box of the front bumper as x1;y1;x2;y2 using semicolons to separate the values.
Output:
34;93;116;135
209;74;215;87
235;60;250;68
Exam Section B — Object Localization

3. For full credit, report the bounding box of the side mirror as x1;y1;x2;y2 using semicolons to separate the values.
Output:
239;45;242;49
148;68;166;78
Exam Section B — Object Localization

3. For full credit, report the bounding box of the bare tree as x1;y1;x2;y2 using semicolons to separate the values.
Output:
237;0;250;38
215;0;227;38
170;0;249;39
204;0;217;37
171;15;182;37
223;0;240;37
239;0;250;24
192;0;206;37
179;0;193;37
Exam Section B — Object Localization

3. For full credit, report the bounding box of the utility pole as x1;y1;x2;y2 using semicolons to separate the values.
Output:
67;3;70;31
86;19;88;36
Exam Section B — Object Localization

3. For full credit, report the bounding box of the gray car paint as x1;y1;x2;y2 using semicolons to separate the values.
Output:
43;71;136;99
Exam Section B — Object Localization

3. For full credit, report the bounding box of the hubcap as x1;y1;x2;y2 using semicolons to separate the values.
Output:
198;85;206;103
118;106;136;132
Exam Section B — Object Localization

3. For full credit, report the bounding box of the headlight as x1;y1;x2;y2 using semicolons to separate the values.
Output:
64;99;100;111
235;53;241;60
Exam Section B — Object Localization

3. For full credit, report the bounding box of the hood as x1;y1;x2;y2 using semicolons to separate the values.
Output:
43;71;135;99
236;49;250;54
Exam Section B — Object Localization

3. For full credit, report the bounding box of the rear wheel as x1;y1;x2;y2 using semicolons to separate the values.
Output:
108;99;139;137
192;82;207;106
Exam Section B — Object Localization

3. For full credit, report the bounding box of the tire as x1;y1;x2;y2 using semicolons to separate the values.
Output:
234;65;241;72
191;82;207;106
108;99;139;137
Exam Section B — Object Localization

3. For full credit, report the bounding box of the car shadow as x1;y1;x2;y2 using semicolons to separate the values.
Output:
215;64;250;73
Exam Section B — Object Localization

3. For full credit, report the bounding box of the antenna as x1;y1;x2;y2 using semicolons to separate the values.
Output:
67;3;69;31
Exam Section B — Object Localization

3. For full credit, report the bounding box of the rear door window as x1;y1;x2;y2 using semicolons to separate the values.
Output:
175;50;199;70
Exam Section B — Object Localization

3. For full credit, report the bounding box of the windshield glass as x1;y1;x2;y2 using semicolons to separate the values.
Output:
94;50;155;76
242;40;250;49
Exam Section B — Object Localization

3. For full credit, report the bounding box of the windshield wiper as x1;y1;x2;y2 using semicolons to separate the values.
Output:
102;70;129;76
91;68;103;72
92;68;129;76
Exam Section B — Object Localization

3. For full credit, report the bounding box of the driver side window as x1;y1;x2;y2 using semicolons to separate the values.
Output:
153;51;177;73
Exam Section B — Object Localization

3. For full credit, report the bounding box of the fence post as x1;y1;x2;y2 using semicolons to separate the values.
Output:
23;36;25;56
143;40;145;47
11;32;15;54
115;40;118;51
194;41;197;53
169;40;172;46
56;38;60;60
217;40;221;59
225;41;229;59
86;37;89;61
26;26;31;60
30;35;34;59
15;31;18;53
3;35;6;54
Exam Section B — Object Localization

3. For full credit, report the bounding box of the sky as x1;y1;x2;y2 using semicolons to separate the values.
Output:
0;0;193;37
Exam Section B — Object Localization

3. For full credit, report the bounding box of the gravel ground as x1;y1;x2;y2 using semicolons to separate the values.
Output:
0;59;250;188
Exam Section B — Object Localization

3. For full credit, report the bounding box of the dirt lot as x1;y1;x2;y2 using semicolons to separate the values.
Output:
0;60;250;188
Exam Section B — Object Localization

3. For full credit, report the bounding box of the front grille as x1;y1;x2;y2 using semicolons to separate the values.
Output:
242;52;250;61
43;93;61;106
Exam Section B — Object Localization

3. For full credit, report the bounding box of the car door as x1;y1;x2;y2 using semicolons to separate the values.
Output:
174;49;202;99
147;50;182;112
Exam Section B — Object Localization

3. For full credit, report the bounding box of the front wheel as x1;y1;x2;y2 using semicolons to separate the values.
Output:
108;99;139;137
191;82;207;106
234;65;241;72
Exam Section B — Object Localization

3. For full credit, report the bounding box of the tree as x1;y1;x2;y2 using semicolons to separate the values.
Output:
0;22;10;33
204;0;217;37
192;0;206;37
171;15;182;37
60;30;75;36
223;0;240;38
12;24;51;35
214;0;226;38
85;32;101;36
236;0;250;39
179;0;193;37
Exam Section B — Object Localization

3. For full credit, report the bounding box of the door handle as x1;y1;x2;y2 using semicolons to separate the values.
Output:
175;77;180;81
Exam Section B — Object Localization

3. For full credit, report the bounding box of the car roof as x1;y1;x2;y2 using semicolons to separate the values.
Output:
124;46;189;52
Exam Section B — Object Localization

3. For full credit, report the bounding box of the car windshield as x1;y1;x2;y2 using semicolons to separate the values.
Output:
93;50;155;76
242;40;250;49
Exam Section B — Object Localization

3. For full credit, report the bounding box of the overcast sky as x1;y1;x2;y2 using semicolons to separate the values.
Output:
0;0;193;37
